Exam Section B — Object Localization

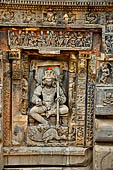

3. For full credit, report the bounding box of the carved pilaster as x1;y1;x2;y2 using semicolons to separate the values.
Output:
76;52;87;146
94;57;113;169
21;53;29;115
0;50;3;170
3;52;11;146
10;51;28;146
68;53;77;142
86;54;96;146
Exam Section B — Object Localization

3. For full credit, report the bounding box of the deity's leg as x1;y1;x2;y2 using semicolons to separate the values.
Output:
46;105;68;118
59;105;69;115
30;106;48;124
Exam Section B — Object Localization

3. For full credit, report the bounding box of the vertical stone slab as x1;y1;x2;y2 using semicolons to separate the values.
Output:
11;51;28;146
86;54;96;146
0;51;3;170
94;57;113;170
68;52;77;141
3;52;11;146
76;52;87;146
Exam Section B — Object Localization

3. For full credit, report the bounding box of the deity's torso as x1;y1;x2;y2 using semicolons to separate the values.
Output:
42;87;56;108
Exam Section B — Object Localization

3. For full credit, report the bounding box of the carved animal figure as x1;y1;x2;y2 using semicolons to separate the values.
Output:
42;128;66;143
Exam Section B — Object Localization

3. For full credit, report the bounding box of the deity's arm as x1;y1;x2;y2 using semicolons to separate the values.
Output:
32;86;42;105
59;87;66;104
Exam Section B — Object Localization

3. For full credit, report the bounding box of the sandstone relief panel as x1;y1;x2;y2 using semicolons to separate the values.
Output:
3;28;98;168
0;9;76;26
8;30;92;50
96;62;113;85
27;60;72;146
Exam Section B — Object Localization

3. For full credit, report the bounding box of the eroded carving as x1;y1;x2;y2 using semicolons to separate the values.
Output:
105;35;113;55
97;63;112;84
30;69;68;124
86;13;99;24
28;68;69;145
106;13;113;24
86;77;95;146
0;9;76;26
8;30;92;50
103;92;113;106
12;60;21;80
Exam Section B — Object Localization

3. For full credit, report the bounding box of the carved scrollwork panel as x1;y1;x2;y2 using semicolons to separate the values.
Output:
3;53;12;146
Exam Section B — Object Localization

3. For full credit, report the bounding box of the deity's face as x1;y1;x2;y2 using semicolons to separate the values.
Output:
45;78;53;87
42;69;57;87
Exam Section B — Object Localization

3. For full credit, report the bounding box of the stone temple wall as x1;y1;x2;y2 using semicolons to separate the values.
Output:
0;1;113;170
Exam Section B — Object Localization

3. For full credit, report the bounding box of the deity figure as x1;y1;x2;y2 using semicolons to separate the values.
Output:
100;63;111;84
30;68;69;125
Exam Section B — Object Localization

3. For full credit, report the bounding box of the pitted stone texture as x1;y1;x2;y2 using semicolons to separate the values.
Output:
94;145;113;170
95;119;113;142
96;87;113;115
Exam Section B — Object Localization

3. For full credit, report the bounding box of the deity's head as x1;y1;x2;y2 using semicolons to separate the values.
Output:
42;68;57;87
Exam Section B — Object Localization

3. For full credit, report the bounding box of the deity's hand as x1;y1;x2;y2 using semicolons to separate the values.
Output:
55;96;63;104
36;99;42;106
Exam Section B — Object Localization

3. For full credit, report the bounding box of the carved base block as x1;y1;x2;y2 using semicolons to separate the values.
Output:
27;125;70;146
3;147;92;167
4;164;93;170
94;145;113;170
95;119;113;142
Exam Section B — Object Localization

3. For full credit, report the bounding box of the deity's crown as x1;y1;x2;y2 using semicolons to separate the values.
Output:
42;68;57;80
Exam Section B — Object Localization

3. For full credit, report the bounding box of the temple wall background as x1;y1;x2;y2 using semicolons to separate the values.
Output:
0;1;113;170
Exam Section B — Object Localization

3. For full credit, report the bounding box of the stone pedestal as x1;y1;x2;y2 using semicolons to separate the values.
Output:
3;147;92;167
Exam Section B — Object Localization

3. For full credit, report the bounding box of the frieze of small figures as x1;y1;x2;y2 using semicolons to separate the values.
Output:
8;30;92;50
0;9;76;26
0;10;41;25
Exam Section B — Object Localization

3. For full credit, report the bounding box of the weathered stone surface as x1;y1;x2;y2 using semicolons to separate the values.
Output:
96;87;113;115
0;1;112;170
94;145;113;170
3;147;92;167
95;119;113;142
3;164;92;170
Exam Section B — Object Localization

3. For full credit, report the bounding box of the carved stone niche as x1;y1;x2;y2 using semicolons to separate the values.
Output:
27;55;72;146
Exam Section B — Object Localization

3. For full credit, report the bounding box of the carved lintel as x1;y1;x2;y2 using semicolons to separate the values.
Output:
8;30;92;50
